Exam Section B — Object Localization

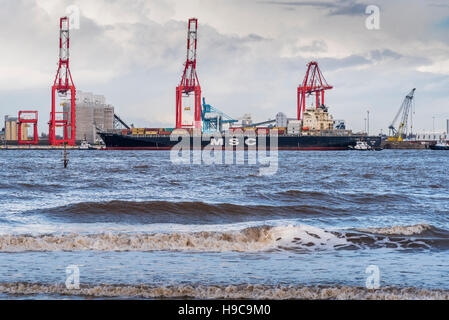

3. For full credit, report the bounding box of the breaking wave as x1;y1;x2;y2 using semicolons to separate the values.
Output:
354;224;435;236
28;200;344;224
347;224;449;250
0;282;447;300
0;224;447;253
0;225;346;252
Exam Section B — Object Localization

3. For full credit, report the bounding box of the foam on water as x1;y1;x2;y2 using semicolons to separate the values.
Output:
354;224;434;236
1;150;449;294
0;225;346;252
0;282;447;300
0;223;446;253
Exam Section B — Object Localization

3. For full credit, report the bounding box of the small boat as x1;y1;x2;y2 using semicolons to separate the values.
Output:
350;141;372;151
79;139;95;150
430;141;449;150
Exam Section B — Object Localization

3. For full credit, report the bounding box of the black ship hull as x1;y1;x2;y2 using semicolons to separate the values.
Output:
430;145;449;150
99;132;382;151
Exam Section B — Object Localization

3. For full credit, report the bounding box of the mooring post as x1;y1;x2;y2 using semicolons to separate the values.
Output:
63;142;69;168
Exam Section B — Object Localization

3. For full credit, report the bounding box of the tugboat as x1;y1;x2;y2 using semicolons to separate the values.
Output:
79;139;95;150
430;141;449;150
350;140;372;151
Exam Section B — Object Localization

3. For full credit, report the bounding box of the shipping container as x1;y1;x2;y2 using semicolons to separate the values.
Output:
172;129;190;135
132;128;145;135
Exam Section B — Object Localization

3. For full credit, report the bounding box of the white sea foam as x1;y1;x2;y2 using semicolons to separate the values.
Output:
0;282;447;300
0;225;348;253
354;224;434;236
0;223;444;253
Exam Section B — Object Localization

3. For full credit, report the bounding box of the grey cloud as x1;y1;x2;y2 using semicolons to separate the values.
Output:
246;33;267;42
262;1;335;8
298;40;328;53
319;54;371;70
369;49;402;61
319;50;430;71
260;0;368;16
428;2;449;8
328;1;367;16
0;0;448;133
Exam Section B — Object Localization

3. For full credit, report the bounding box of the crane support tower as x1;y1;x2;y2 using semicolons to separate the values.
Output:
388;88;416;142
176;18;202;129
297;61;333;121
201;98;238;133
18;111;39;145
49;17;76;146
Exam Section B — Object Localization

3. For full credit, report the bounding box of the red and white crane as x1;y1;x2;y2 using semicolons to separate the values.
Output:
18;111;39;145
176;18;201;129
49;16;76;146
297;61;333;121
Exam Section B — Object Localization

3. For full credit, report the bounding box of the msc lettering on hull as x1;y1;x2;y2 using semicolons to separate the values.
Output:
170;130;279;176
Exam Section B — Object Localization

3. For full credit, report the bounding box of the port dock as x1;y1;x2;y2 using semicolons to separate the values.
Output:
0;143;103;150
381;141;430;150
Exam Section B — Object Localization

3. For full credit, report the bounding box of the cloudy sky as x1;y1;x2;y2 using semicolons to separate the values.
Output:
1;0;449;134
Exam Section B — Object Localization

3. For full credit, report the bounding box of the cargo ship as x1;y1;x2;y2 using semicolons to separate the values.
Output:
99;106;382;150
99;132;380;150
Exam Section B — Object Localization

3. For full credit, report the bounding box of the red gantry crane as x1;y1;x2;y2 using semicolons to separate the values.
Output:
297;61;333;121
18;111;39;145
176;18;202;129
49;17;76;146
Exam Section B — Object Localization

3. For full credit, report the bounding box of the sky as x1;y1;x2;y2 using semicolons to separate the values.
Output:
0;0;449;134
